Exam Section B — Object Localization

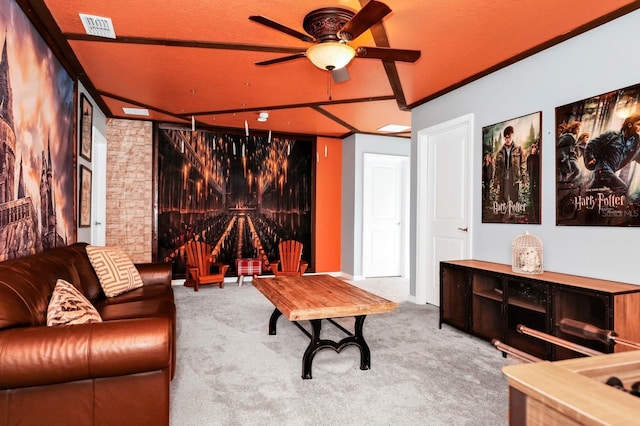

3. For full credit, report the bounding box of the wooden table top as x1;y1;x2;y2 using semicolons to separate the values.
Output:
502;351;640;424
252;274;399;321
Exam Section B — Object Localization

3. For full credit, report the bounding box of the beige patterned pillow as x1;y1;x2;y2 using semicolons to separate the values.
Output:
47;279;102;326
86;245;144;297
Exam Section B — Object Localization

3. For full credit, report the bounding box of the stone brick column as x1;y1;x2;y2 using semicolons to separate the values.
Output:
105;119;153;263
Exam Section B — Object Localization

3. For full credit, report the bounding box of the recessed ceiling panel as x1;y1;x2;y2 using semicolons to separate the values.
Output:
70;41;393;112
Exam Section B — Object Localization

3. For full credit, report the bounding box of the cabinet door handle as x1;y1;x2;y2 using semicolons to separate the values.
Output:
457;227;468;232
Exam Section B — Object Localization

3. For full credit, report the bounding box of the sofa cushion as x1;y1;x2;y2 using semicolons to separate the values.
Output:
47;279;102;326
86;245;144;297
62;243;105;300
95;284;175;306
0;251;82;329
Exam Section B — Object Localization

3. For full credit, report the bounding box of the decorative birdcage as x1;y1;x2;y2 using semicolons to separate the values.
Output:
512;231;543;274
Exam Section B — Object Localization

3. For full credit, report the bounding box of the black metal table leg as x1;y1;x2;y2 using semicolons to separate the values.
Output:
269;308;282;335
301;315;370;379
302;319;323;379
353;315;371;371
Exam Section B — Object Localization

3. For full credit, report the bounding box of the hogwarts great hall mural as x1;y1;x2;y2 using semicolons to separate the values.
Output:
156;125;314;277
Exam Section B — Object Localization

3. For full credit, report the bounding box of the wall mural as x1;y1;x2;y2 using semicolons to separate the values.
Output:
155;125;314;277
482;112;542;224
0;0;75;261
556;82;640;226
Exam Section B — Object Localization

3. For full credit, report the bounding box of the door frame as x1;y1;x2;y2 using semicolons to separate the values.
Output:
361;153;409;278
415;114;474;305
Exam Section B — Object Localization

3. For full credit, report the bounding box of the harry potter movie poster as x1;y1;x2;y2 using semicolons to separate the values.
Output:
482;112;542;224
556;83;640;226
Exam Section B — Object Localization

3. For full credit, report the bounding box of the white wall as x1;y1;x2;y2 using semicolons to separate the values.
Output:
410;9;640;287
341;133;410;279
76;82;106;244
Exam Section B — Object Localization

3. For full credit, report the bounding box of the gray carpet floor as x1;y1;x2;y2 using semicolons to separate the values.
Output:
170;278;511;425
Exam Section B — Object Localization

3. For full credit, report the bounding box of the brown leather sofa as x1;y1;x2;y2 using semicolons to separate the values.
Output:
0;243;175;426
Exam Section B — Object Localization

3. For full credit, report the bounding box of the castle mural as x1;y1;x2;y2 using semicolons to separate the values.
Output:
0;0;75;261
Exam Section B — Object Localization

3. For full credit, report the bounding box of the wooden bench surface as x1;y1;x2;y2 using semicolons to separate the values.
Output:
252;274;399;321
442;259;640;293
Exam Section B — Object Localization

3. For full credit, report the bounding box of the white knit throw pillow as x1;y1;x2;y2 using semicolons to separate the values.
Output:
86;245;144;297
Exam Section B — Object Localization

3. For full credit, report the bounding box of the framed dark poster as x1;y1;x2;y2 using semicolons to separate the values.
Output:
556;83;640;226
482;112;542;224
79;94;93;161
155;125;314;278
79;166;92;227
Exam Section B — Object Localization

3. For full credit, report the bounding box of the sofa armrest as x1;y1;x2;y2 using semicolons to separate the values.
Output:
135;262;172;287
0;317;171;389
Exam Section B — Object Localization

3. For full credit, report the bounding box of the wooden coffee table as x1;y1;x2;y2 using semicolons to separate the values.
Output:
252;274;398;379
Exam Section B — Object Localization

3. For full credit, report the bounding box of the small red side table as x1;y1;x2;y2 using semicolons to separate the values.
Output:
236;258;262;287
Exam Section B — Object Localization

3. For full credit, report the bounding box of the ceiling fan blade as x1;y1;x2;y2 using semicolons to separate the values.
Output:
249;16;315;43
339;1;392;41
255;52;306;66
331;67;350;83
355;46;421;63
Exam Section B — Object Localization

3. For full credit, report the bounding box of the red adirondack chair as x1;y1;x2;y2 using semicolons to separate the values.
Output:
270;240;309;277
184;241;229;291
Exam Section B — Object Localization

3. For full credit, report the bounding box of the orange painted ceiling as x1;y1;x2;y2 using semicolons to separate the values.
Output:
22;0;640;138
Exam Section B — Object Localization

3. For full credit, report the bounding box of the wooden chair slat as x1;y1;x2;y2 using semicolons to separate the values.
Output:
271;240;308;277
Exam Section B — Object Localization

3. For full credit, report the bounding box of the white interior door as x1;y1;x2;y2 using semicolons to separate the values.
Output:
91;129;106;246
362;153;408;278
416;114;473;305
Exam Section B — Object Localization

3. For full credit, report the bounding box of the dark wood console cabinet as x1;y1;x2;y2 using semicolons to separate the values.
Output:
439;260;640;360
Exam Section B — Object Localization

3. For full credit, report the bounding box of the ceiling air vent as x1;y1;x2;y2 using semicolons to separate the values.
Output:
79;14;116;39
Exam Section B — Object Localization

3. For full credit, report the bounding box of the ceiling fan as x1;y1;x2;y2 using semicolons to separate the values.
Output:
249;1;420;79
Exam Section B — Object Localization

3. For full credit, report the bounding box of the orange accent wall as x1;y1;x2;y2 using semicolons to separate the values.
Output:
314;137;342;272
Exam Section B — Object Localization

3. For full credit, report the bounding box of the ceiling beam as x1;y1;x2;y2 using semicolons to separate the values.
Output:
311;106;360;133
64;33;307;55
188;95;396;117
360;0;409;110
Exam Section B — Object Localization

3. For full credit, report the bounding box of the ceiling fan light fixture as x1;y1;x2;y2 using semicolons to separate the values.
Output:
306;42;355;71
